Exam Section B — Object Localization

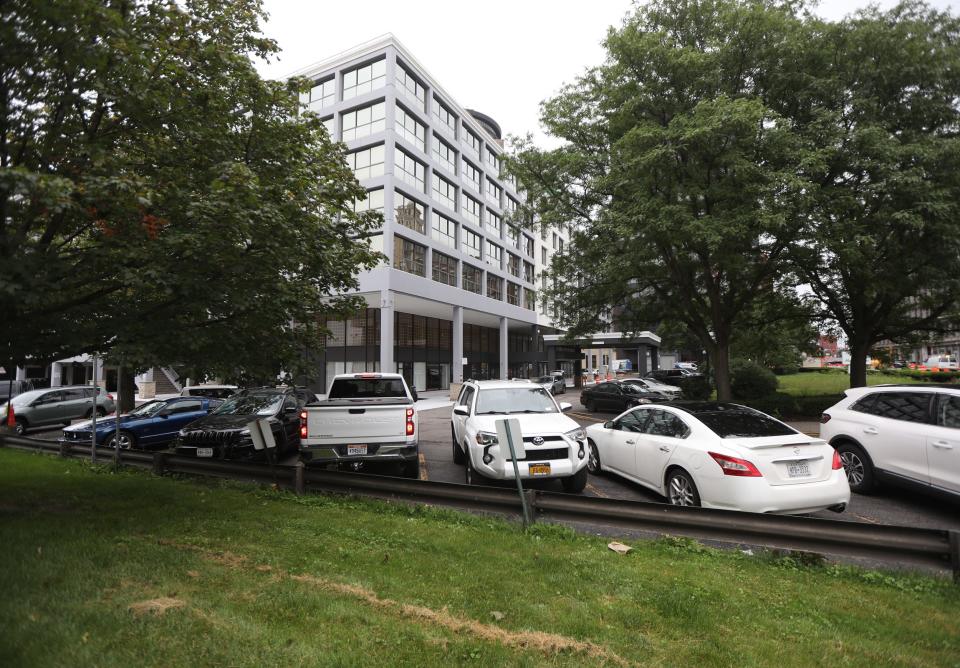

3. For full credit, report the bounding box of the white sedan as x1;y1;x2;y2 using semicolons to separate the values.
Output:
585;402;851;514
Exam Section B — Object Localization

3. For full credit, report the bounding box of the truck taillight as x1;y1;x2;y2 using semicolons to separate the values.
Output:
406;407;415;436
299;410;308;439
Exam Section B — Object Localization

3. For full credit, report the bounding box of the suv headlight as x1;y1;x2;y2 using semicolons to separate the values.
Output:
475;431;498;446
564;427;586;442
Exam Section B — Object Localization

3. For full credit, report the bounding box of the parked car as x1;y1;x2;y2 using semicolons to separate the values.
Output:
174;388;306;460
675;362;699;371
535;375;566;395
2;386;115;435
923;355;958;370
59;396;222;449
586;402;850;514
647;368;701;383
180;384;238;399
299;373;420;477
580;381;668;413
620;377;682;399
819;386;960;498
451;380;588;492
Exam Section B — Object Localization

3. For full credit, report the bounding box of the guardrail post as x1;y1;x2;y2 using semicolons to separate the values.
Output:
294;461;305;495
949;530;959;584
152;452;166;476
58;441;71;458
524;490;538;526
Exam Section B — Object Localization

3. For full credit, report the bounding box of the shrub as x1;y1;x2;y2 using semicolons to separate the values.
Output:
730;359;778;400
739;392;798;418
677;375;712;400
794;394;844;418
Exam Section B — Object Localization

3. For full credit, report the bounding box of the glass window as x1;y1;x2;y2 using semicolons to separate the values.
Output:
552;232;558;249
462;228;482;259
475;386;558;414
523;235;534;258
433;97;457;136
485;240;501;268
395;105;425;151
346;144;385;180
462;193;481;226
431;211;457;249
523;261;535;283
937;394;960;429
432;173;457;212
433;135;457;175
866;392;933;423
542;246;548;265
505;196;518;214
486;210;501;236
616;410;647;432
322;116;335;137
397;63;426;111
464;127;481;155
486;146;501;173
486;177;501;205
343;58;386;100
524;288;536;310
559;237;564;253
341;101;386;141
307;77;336;110
393;236;426;276
353;188;384;213
506;282;520;306
506;225;519;249
396;148;425;192
694;406;798;438
394;191;425;234
432;251;457;286
643;410;690;438
486;274;503;300
459;385;475;408
507;253;521;278
462;263;482;294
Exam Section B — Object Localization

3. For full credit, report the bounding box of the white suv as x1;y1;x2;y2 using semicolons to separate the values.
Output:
819;385;960;497
451;380;589;493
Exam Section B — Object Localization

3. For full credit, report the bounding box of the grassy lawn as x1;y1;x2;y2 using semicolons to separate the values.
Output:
776;371;931;397
2;448;959;667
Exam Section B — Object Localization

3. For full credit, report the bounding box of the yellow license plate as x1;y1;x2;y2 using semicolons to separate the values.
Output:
528;463;551;476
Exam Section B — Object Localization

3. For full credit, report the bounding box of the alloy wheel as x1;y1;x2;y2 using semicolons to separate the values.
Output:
587;443;600;474
668;475;696;506
840;451;864;486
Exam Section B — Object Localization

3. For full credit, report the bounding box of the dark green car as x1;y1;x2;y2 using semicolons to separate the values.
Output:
2;386;116;435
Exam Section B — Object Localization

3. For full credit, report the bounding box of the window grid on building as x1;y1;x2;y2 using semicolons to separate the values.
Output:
322;116;335;137
486;146;501;173
341;101;386;141
353;188;384;213
523;235;534;258
462;228;482;259
343;58;386;100
432;173;457;212
347;144;385;180
462;193;481;226
463;263;482;294
506;225;520;249
394;191;426;235
395;105;425;151
486;177;501;205
397;63;426;111
464;128;481;155
486;210;501;237
523;261;535;284
433;97;457;137
308;77;336;110
485;240;502;268
433;136;457;175
431;211;457;249
393;236;425;276
463;159;482;192
396;148;426;193
487;274;503;300
507;282;520;306
524;288;536;311
508;253;521;278
432;251;457;286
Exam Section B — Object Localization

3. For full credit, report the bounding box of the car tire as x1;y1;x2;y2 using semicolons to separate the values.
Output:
562;467;588;493
107;430;137;450
586;439;602;475
452;426;465;465
666;468;700;507
585;399;596;413
14;418;27;435
835;441;876;493
84;407;107;419
465;449;479;486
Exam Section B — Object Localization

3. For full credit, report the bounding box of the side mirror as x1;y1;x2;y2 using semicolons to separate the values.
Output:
558;402;573;413
603;421;614;429
453;405;469;416
411;388;419;402
158;409;171;418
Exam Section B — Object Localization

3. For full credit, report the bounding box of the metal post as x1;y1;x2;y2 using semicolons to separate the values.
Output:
90;354;98;463
949;530;960;584
499;418;532;528
294;460;305;495
113;362;121;469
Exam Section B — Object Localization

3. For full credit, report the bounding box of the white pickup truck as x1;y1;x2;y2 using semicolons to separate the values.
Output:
298;373;420;478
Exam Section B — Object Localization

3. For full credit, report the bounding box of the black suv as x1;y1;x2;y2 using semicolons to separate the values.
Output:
580;381;668;413
174;388;314;460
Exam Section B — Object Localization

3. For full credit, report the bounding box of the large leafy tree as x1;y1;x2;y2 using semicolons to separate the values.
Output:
1;0;380;408
787;2;960;387
509;0;814;400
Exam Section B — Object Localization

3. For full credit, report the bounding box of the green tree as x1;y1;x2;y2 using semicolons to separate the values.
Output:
508;0;814;400
1;0;380;408
788;2;960;387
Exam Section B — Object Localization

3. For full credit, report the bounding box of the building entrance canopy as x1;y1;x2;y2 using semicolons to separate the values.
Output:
542;331;662;381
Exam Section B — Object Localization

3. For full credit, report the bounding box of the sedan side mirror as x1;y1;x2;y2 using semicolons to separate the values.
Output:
558;402;573;413
603;421;614;429
158;409;171;418
453;405;469;416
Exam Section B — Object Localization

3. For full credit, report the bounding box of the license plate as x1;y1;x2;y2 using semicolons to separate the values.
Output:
528;463;551;477
787;460;810;478
197;447;213;458
347;444;367;456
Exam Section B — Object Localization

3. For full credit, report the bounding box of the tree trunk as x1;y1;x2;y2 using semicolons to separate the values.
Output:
117;366;137;413
713;343;732;401
848;340;870;388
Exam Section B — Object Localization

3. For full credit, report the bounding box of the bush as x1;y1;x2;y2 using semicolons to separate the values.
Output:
794;394;843;418
739;392;798;418
730;359;778;400
677;375;712;400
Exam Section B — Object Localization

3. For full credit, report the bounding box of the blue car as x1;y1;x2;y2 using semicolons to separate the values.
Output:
59;396;222;450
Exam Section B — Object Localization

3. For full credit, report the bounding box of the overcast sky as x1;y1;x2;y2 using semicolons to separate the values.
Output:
256;0;958;145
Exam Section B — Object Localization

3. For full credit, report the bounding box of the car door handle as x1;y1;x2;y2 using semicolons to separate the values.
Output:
659;446;670;453
931;440;954;449
863;427;878;435
625;439;636;445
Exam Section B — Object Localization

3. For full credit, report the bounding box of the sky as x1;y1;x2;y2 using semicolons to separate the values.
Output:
255;0;958;145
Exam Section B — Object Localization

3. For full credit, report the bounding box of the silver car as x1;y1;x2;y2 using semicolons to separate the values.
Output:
2;386;115;435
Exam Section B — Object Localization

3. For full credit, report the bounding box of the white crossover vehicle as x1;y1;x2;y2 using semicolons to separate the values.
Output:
820;385;960;498
451;380;589;493
585;402;850;514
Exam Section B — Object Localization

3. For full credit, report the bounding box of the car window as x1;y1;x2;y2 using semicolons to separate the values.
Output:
213;394;283;416
865;392;932;423
170;399;203;414
328;377;407;399
850;394;877;414
937;394;960;429
38;391;63;404
643;410;690;438
475;387;557;414
596;383;616;394
206;398;224;411
61;388;87;401
459;386;475;409
616;410;647;432
695;407;797;438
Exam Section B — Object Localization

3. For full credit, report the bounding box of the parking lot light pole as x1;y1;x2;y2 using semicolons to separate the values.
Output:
90;355;98;463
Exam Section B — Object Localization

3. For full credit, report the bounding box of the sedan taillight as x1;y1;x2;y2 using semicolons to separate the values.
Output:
832;448;843;470
820;413;831;424
708;451;762;477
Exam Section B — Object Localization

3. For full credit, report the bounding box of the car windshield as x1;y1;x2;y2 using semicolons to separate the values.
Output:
695;408;797;438
128;401;167;417
212;394;283;416
328;377;407;399
535;376;553;384
475;387;558;414
621;384;645;394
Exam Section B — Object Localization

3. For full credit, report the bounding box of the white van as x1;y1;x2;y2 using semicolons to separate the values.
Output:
924;355;958;370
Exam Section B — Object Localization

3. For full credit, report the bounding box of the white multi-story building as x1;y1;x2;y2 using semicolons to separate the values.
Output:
292;34;580;392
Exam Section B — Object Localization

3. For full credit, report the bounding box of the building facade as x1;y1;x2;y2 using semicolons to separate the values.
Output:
294;35;575;392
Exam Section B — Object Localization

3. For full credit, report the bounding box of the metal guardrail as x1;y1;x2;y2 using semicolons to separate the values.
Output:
3;433;957;580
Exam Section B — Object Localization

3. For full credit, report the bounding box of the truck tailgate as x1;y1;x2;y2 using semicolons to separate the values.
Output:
305;403;410;444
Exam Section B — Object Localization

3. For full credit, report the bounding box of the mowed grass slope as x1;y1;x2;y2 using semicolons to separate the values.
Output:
776;371;930;396
1;448;958;667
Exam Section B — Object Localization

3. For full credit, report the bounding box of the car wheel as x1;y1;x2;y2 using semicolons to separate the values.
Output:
14;418;27;435
84;407;107;419
465;449;478;486
451;426;465;465
666;469;700;507
562;467;588;493
585;400;596;413
836;441;876;493
586;440;602;475
107;430;137;450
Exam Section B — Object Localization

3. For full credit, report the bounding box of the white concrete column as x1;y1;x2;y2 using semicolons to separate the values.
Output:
15;366;26;381
499;316;508;380
452;306;464;383
380;289;395;373
95;357;106;389
50;363;61;387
